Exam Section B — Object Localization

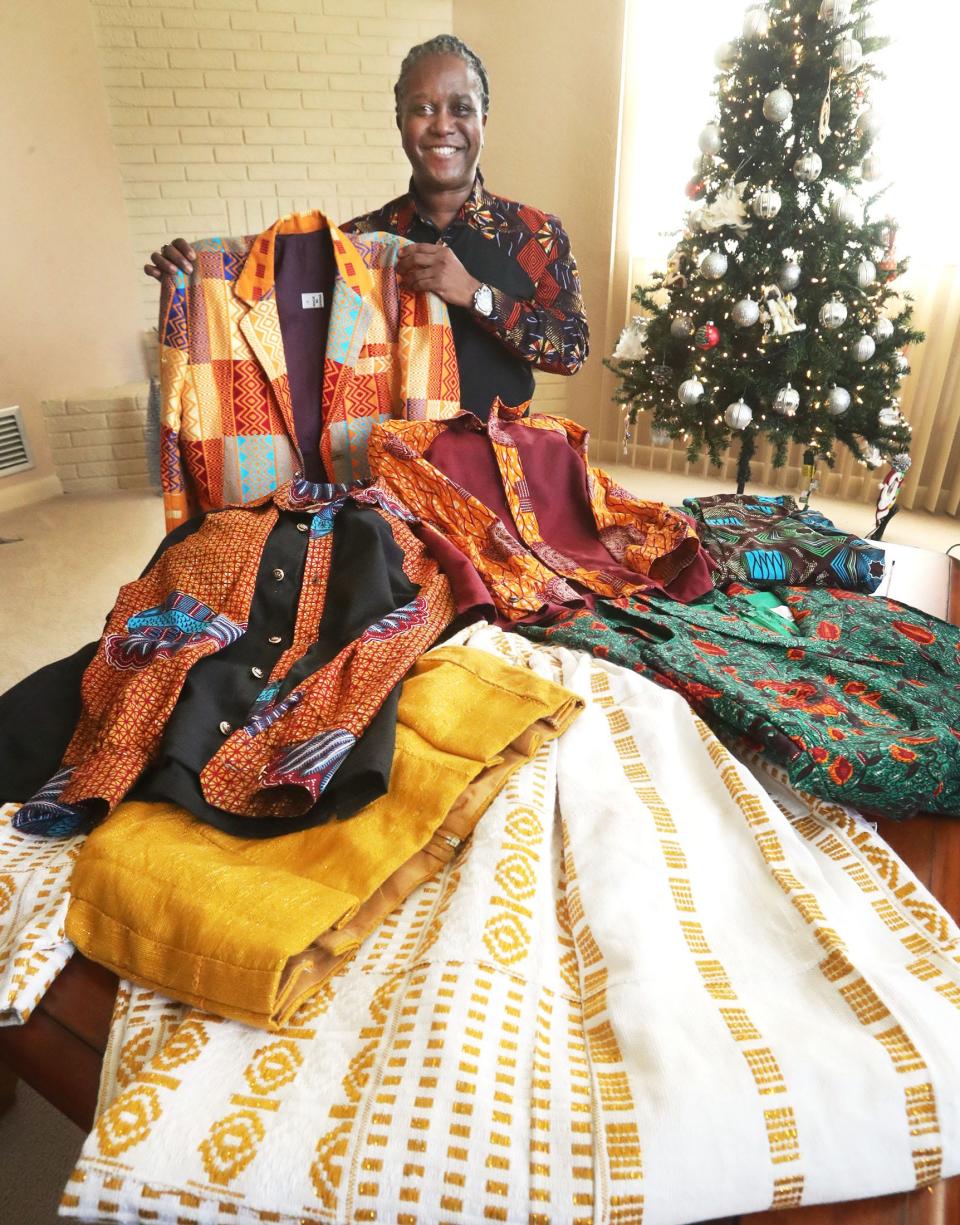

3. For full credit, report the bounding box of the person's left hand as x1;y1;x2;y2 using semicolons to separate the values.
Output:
396;242;481;308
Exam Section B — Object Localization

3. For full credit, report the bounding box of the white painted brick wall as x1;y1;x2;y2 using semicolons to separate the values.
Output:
90;0;454;331
43;385;153;493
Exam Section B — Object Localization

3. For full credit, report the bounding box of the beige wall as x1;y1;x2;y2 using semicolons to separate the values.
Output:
453;0;628;439
0;0;144;509
90;0;454;330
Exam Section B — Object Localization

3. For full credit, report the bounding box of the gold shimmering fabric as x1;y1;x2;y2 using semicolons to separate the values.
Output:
62;628;960;1225
64;645;581;1029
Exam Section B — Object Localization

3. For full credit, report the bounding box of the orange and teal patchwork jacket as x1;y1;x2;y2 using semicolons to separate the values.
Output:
158;211;460;532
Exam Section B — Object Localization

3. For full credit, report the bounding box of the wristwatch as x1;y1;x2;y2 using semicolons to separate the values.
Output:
472;283;494;318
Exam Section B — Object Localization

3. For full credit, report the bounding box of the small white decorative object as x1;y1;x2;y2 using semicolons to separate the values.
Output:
714;41;738;70
897;352;911;374
861;152;882;181
612;317;648;361
699;249;729;280
853;333;876;362
779;260;802;290
819;299;847;329
693;179;753;232
698;123;722;155
878;406;901;427
773;383;800;416
670;314;695;339
831;192;862;226
678;377;705;406
864;445;883;468
819;0;852;24
724;398;753;430
762;86;794;123
856;259;877;288
743;6;770;39
873;316;894;342
827;385;851;415
856;109;879;138
793;151;823;182
731;297;760;328
752;185;782;219
761;284;806;336
834;36;863;73
651;426;673;446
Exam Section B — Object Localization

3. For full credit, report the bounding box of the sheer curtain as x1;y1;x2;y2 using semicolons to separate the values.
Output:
609;0;960;511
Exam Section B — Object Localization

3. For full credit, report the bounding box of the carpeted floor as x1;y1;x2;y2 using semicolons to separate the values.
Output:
1;478;958;1222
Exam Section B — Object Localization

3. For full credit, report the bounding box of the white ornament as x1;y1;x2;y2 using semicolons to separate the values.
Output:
612;317;648;361
834;36;863;74
678;377;705;406
762;87;794;123
853;333;876;362
831;192;862;226
761;284;806;336
793;151;823;182
699;250;728;280
650;427;673;446
856;259;877;288
856;109;879;138
861;152;882;181
725;398;753;430
698;123;722;155
819;299;847;329
864;445;883;468
670;314;695;339
819;0;852;24
827;386;851;415
752;186;782;219
714;41;738;70
731;297;760;328
873;316;894;342
694;179;753;233
778;260;801;290
743;6;770;39
878;407;901;427
773;384;800;417
897;353;911;374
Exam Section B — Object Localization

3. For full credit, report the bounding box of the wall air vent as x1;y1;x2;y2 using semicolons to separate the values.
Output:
0;407;34;478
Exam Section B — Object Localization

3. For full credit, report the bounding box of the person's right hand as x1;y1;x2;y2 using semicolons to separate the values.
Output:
144;239;196;280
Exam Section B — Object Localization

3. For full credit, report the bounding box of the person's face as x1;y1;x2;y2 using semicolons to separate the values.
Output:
397;53;486;196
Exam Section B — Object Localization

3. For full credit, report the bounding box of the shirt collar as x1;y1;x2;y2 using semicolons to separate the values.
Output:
235;211;373;305
398;170;487;235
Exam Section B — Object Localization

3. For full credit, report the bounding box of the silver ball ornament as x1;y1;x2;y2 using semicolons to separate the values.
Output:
793;151;823;182
827;386;851;416
831;193;862;226
714;41;738;70
731;297;760;328
819;299;847;329
724;398;753;430
650;427;673;447
853;333;876;363
678;377;705;406
834;36;863;74
878;407;901;428
873;316;894;342
698;123;722;155
670;314;695;339
773;384;800;417
856;109;880;139
856;259;877;288
778;260;801;291
699;250;728;280
762;87;794;123
819;0;852;24
861;153;882;181
743;6;770;39
752;186;782;219
896;353;911;375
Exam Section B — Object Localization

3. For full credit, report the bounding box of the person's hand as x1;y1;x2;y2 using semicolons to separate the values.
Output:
396;243;480;308
144;239;196;280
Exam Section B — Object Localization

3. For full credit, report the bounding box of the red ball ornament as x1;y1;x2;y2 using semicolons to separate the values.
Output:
685;177;707;200
695;321;720;350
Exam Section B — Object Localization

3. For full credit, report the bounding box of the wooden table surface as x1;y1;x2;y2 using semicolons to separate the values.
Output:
2;542;959;1223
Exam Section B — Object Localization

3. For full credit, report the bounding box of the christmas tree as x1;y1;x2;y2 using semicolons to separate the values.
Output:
608;0;924;494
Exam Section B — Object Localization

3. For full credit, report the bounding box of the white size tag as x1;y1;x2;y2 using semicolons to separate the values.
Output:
301;292;324;309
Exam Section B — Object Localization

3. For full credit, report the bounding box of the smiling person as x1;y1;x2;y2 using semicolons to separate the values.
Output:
147;35;589;420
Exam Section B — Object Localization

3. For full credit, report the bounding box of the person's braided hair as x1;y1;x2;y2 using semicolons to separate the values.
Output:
394;35;490;116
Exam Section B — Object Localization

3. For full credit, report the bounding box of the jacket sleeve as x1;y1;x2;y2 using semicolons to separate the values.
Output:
158;271;195;533
477;213;589;377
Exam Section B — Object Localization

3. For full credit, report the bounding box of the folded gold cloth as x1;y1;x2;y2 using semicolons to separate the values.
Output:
66;645;581;1029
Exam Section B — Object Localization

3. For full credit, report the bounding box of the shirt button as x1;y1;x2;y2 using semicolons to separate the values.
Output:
272;567;285;581
267;635;282;645
296;521;309;533
251;666;264;679
219;720;232;735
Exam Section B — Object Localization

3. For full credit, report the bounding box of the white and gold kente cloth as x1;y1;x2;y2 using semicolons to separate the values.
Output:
62;627;960;1224
0;801;80;1024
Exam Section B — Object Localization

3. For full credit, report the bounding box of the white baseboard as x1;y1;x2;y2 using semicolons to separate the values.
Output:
0;473;63;516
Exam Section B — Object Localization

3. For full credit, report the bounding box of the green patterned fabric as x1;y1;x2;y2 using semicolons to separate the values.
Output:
517;584;960;819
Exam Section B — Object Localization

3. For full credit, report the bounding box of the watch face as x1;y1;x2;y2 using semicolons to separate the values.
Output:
474;284;493;316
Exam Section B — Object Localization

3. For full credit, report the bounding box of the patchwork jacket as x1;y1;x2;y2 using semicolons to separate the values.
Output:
159;211;460;532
